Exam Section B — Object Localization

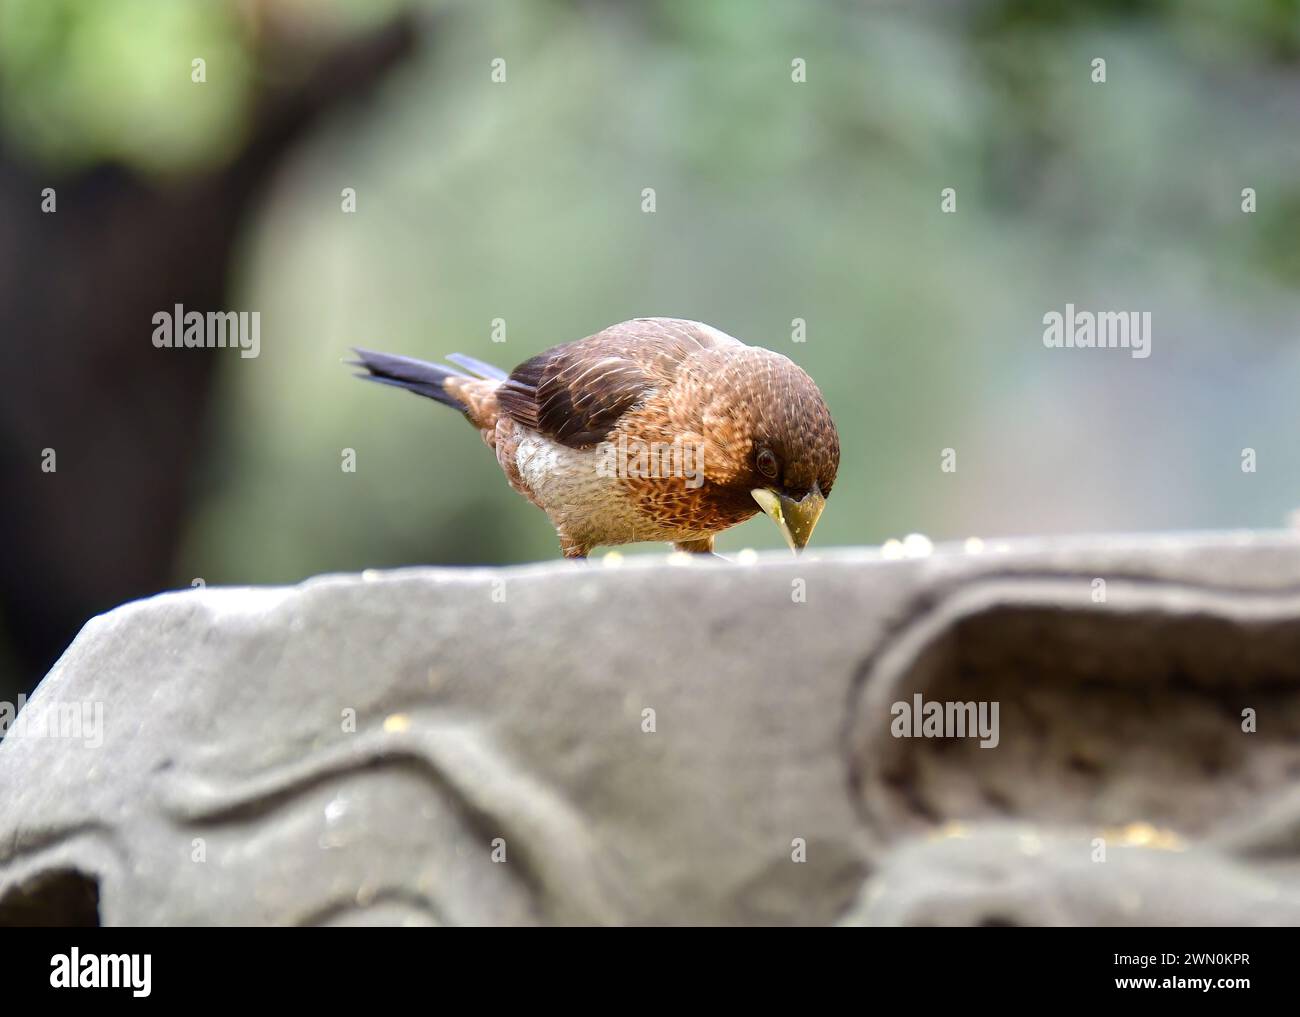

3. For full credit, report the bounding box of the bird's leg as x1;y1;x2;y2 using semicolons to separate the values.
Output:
673;537;716;555
559;532;590;559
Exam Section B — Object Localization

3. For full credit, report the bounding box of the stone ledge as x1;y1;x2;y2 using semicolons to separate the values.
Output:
1;531;1299;925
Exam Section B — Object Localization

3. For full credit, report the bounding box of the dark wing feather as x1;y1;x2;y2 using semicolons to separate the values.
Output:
497;318;740;449
498;353;647;446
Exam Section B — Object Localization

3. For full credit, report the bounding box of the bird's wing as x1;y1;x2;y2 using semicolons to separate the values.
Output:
496;318;742;448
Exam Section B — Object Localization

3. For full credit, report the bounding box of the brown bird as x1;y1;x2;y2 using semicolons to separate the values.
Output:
351;318;839;558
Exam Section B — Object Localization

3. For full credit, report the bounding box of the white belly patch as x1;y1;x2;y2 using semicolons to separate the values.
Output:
514;431;687;546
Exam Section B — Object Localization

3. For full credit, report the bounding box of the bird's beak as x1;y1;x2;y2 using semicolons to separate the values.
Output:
751;483;825;554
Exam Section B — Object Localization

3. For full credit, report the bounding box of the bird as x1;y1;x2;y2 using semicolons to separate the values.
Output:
350;317;840;559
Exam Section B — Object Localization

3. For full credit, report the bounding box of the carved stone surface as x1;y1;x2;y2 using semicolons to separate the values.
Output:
2;532;1299;926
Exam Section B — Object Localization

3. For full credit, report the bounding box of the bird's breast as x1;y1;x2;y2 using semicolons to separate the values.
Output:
511;428;735;546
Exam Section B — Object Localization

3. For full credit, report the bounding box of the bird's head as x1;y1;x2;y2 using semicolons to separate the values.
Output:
697;347;840;552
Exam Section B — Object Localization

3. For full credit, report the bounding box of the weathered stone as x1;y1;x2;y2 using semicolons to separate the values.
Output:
1;532;1299;925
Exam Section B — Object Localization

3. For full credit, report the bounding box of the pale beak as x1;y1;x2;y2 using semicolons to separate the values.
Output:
751;483;826;553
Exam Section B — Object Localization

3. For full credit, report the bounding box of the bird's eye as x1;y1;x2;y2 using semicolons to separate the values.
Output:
756;448;779;480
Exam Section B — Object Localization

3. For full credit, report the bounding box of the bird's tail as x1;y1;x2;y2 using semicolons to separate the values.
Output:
349;348;505;415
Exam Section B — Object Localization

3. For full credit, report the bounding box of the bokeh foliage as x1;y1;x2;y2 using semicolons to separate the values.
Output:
3;0;1298;583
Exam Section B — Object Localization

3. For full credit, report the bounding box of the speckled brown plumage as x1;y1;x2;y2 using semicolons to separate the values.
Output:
353;318;840;558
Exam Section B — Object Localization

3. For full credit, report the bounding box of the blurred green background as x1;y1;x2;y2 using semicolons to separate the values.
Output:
2;0;1299;696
